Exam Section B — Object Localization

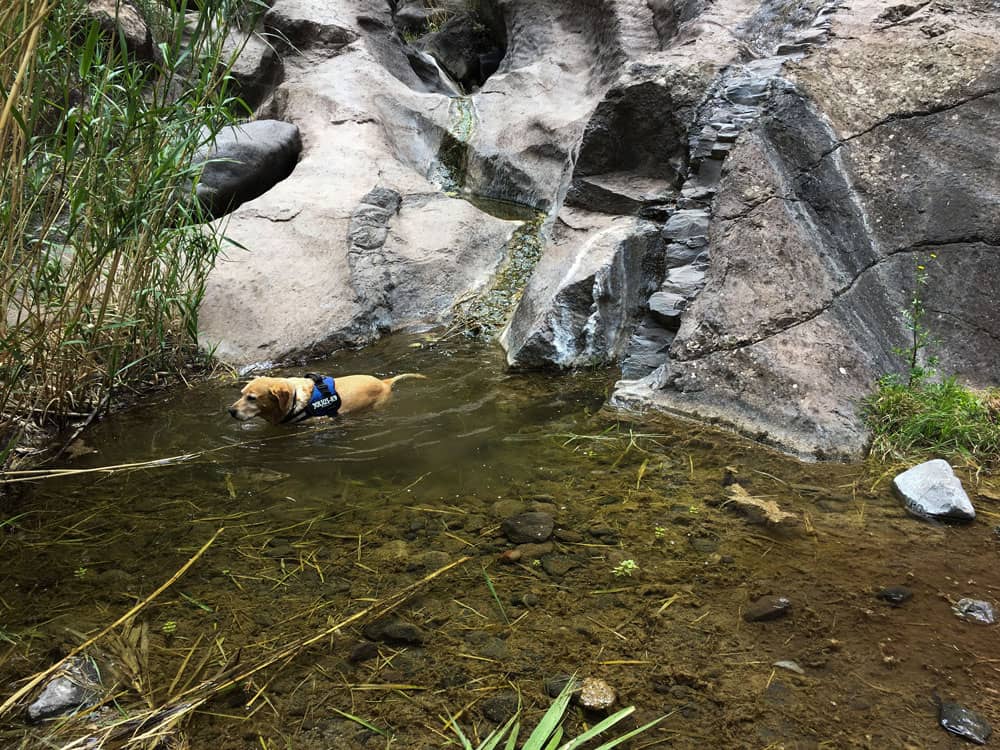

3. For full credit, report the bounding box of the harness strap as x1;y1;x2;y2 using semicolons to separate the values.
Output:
279;373;341;424
303;373;341;418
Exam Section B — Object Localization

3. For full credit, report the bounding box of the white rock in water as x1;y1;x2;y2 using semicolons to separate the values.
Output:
892;459;975;521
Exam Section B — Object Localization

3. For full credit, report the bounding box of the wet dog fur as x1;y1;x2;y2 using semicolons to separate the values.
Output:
228;373;426;425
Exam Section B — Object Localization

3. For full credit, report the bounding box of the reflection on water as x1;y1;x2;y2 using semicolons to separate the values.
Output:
2;334;998;748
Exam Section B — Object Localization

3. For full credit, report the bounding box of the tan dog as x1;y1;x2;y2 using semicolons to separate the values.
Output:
228;373;426;425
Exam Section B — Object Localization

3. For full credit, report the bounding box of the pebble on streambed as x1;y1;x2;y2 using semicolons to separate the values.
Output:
26;656;102;722
938;696;993;745
875;585;913;606
952;598;997;625
743;595;792;622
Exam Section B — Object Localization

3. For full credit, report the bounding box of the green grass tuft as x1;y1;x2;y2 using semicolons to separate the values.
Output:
863;376;1000;469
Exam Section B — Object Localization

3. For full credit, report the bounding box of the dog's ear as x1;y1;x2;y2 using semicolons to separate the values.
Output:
270;384;294;420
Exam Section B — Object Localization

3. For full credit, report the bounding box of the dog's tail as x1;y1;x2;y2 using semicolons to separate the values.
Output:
384;373;428;388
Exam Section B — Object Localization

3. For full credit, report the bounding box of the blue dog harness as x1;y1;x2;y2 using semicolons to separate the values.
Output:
281;373;341;423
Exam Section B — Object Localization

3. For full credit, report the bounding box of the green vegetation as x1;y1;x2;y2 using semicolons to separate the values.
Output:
448;677;664;750
863;254;1000;468
0;0;254;461
865;376;1000;468
611;559;638;577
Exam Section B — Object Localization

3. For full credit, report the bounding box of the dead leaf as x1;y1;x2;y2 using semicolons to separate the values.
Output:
723;483;798;525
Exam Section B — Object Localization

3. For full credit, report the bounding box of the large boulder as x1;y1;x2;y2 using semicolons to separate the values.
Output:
501;212;661;369
194;120;302;220
613;0;1000;458
85;0;162;65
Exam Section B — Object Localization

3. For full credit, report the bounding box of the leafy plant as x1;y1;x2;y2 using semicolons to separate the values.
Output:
448;678;664;750
0;0;254;460
864;377;1000;467
863;253;1000;467
891;253;939;387
611;560;638;577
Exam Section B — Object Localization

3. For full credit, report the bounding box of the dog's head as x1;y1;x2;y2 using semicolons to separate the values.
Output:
228;377;295;424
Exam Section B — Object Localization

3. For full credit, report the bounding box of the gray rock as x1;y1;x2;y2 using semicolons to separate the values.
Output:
613;0;1000;459
480;690;519;724
195;120;302;220
744;595;792;622
875;585;912;606
648;291;687;330
86;0;161;65
953;598;996;625
892;459;975;521
541;554;579;578
939;699;992;745
26;656;101;722
501;512;554;544
263;0;357;52
361;616;425;645
419;12;502;90
501;216;662;369
223;31;283;109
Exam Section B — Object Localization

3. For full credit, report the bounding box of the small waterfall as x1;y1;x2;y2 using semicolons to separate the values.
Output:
431;95;477;195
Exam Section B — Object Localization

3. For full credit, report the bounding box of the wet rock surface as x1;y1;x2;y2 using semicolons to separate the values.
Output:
613;0;1000;458
939;698;993;745
26;657;102;722
501;512;554;544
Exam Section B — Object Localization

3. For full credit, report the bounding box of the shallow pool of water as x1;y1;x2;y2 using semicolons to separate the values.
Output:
2;334;998;748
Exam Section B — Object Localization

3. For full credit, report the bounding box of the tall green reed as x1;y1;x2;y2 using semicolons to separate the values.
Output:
0;0;257;459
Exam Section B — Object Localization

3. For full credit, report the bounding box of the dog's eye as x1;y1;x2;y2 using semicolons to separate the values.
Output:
246;394;256;401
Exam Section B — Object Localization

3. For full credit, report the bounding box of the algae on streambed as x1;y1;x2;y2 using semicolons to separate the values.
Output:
1;333;998;748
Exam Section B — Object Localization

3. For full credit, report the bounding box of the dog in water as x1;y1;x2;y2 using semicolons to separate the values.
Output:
228;372;426;425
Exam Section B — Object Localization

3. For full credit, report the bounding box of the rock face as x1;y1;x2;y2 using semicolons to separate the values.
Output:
613;0;1000;458
86;0;162;65
195;0;1000;457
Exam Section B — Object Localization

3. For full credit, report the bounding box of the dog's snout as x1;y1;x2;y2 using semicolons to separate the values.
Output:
228;406;238;418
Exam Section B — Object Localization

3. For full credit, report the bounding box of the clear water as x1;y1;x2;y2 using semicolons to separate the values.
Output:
2;333;998;748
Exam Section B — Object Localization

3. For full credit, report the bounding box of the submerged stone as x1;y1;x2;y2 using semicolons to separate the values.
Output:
26;656;101;722
952;598;997;625
892;460;975;521
744;595;792;622
876;585;913;606
501;512;554;544
939;700;992;745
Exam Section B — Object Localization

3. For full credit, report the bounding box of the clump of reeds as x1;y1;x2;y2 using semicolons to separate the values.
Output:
0;0;254;463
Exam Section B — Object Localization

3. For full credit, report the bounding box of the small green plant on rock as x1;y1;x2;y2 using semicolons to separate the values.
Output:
895;253;939;387
863;253;1000;468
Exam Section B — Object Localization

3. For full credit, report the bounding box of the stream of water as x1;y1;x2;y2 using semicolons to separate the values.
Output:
2;334;998;748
